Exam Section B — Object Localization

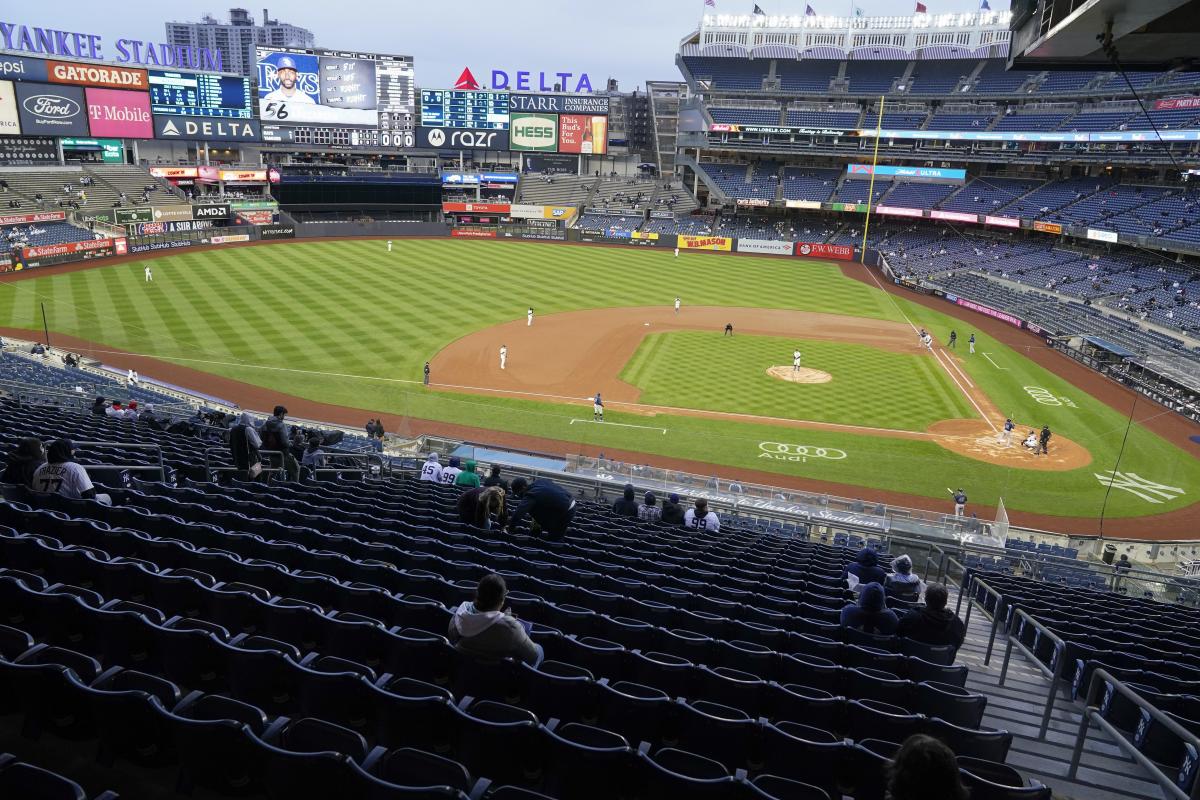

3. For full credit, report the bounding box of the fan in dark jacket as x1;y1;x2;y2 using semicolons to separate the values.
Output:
228;412;262;477
845;547;888;588
840;582;899;635
896;583;966;652
660;493;686;525
611;484;640;517
1;438;46;488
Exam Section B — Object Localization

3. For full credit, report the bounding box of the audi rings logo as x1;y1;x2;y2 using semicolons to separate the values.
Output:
1024;386;1062;406
758;441;847;463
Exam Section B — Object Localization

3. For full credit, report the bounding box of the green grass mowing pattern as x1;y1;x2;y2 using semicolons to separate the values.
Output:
619;331;974;431
1;239;1197;520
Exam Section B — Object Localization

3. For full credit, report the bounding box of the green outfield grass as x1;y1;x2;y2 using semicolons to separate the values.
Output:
620;331;974;430
1;238;1196;521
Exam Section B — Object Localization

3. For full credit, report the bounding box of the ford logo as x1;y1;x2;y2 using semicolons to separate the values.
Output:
23;94;79;117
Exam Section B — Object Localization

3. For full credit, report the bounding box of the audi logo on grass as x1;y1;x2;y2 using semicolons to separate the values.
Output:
758;441;847;463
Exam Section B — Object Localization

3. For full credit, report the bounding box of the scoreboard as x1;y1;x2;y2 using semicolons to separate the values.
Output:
261;124;415;150
148;70;253;119
421;90;509;130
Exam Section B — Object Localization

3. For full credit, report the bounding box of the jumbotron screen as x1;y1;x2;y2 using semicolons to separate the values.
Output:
420;90;509;130
148;69;252;119
255;46;416;148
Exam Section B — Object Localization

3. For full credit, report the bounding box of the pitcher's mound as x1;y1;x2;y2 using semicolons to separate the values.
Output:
767;366;832;384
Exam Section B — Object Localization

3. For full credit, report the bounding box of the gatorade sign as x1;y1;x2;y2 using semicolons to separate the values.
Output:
510;113;558;152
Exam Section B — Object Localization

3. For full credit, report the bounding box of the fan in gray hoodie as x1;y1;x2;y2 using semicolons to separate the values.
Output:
448;574;543;666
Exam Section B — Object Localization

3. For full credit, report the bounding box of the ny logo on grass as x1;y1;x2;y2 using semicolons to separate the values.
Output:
1094;471;1185;504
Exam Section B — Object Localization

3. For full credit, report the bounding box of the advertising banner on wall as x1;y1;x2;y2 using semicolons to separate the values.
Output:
0;54;49;83
60;137;124;162
153;115;261;142
678;235;732;251
15;81;89;136
795;242;854;260
443;201;511;214
509;113;559;151
784;199;821;209
151;204;194;222
48;61;148;90
22;238;116;259
416;127;510;150
736;198;771;207
209;234;251;244
846;164;967;180
135;220;214;235
130;240;195;254
0;80;20;136
0;135;57;166
500;227;567;242
984;215;1020;228
259;225;296;240
233;210;274;225
114;207;154;224
558;114;607;154
736;239;793;255
0;211;66;226
192;203;231;220
1086;228;1119;243
510;94;610;115
85;87;153;138
451;229;497;238
508;204;546;218
829;202;867;213
875;205;924;218
149;166;198;179
1032;220;1063;235
952;297;1024;328
930;210;977;223
1153;97;1200;110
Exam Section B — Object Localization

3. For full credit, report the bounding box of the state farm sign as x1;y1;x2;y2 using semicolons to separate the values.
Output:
0;211;66;226
22;238;114;258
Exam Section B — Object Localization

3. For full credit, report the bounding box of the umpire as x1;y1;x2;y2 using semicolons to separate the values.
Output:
1038;425;1052;455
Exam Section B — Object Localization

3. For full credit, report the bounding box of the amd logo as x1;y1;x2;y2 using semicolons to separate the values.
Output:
193;204;229;219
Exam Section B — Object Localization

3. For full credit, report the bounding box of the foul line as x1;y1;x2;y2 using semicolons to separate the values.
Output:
571;419;666;433
857;264;996;432
982;352;1008;371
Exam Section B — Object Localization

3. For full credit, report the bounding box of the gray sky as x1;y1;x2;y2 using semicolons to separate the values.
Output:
30;0;993;89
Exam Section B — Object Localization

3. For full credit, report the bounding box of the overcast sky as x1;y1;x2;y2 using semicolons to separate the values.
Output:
30;0;994;89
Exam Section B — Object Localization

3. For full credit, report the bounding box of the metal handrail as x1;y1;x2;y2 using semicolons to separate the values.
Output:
957;573;1008;664
69;441;166;483
1068;668;1200;800
204;447;286;480
999;608;1068;738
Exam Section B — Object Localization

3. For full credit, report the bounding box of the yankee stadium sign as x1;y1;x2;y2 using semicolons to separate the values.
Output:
0;20;222;71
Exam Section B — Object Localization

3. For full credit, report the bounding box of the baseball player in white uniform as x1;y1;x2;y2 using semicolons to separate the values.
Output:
527;307;534;326
1001;418;1015;446
969;333;976;354
145;266;153;282
674;246;679;258
499;345;507;370
674;297;681;313
593;392;604;422
387;240;393;252
922;333;933;351
792;350;802;372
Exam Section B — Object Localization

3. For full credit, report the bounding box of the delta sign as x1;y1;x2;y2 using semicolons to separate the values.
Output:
453;66;594;94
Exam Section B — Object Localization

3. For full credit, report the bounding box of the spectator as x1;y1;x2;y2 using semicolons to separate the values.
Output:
364;419;379;447
372;419;385;452
886;734;969;800
32;439;105;502
229;412;262;479
123;401;139;421
455;459;481;487
457;485;506;529
612;483;640;517
661;492;686;525
440;456;463;485
418;453;443;483
895;583;966;652
105;401;124;418
885;554;926;601
638;491;662;522
1113;553;1133;591
482;464;507;490
262;405;299;481
507;476;576;540
840;582;899;635
300;435;325;478
448;574;543;665
683;498;720;532
90;396;107;416
2;437;46;488
845;547;888;589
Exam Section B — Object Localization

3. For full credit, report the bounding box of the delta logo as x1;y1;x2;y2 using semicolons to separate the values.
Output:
453;66;593;93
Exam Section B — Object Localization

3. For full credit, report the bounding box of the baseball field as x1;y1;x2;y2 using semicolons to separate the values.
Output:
2;237;1198;535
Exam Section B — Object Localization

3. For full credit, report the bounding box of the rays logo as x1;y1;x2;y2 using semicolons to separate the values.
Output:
758;441;847;463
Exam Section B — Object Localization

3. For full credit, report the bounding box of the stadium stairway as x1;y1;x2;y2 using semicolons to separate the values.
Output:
953;588;1165;800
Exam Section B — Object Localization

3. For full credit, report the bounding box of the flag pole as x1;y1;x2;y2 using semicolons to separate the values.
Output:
859;94;885;263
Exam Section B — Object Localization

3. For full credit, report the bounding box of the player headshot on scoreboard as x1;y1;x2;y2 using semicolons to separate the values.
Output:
262;55;316;105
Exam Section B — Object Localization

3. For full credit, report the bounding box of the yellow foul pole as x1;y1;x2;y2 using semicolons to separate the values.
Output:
859;94;885;264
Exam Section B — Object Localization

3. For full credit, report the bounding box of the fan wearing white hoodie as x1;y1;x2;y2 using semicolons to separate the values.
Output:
448;574;543;666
